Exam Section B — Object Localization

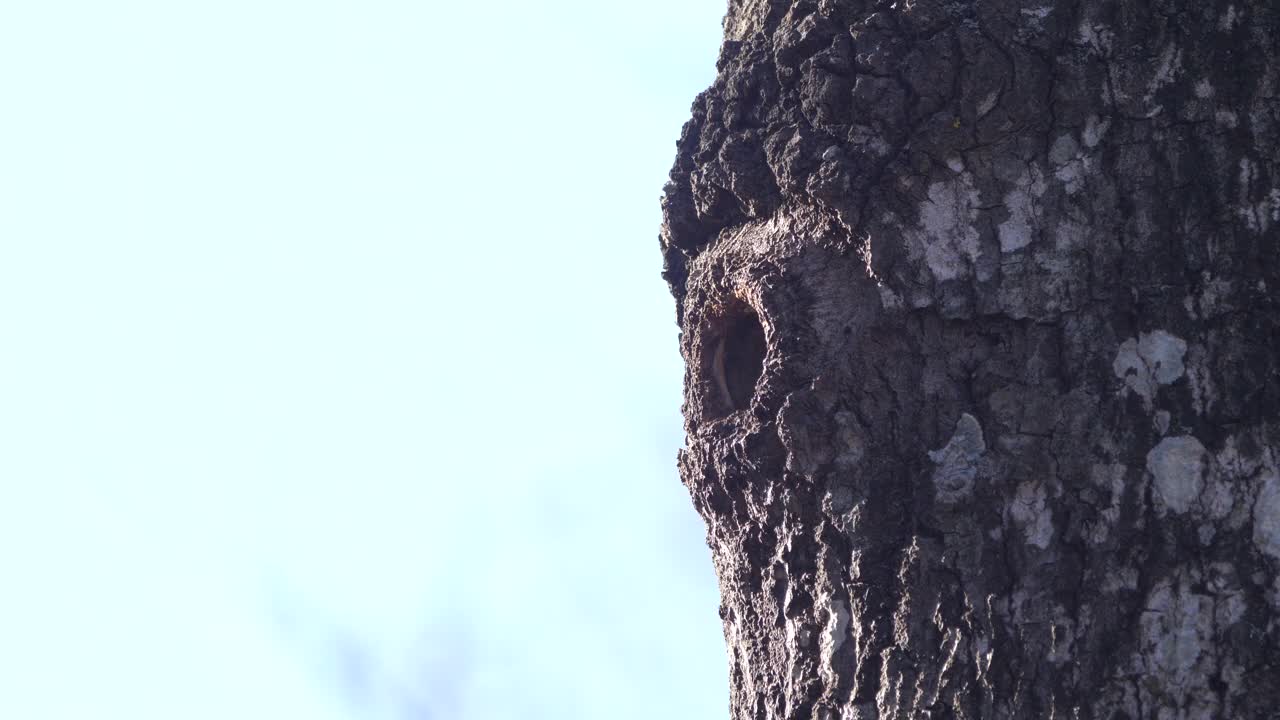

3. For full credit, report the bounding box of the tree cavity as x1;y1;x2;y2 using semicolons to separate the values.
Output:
710;303;767;415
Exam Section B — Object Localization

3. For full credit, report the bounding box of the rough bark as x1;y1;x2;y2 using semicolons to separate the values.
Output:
659;2;1280;718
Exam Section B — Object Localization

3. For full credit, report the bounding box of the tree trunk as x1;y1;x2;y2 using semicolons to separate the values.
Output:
659;2;1280;718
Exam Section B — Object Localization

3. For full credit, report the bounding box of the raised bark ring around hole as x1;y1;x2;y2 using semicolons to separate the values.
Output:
708;302;767;415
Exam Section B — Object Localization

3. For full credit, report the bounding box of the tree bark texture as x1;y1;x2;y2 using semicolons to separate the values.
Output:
659;2;1280;718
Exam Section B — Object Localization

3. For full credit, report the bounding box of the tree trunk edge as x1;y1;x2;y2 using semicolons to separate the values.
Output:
661;2;1280;719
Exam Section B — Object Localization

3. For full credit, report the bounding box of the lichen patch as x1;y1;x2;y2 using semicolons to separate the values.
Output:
929;413;986;503
1083;115;1111;147
1147;436;1208;515
1088;463;1128;545
1139;576;1211;687
998;166;1046;252
1146;44;1183;99
1113;330;1188;406
912;175;982;280
1077;20;1114;55
1009;480;1054;549
1253;472;1280;561
1219;5;1241;31
1139;331;1189;384
1236;157;1279;233
1049;134;1092;194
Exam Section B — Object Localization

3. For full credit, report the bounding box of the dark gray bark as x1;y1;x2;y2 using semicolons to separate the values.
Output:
659;2;1280;718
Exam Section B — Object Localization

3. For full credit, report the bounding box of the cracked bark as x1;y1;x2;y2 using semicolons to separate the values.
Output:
659;2;1280;718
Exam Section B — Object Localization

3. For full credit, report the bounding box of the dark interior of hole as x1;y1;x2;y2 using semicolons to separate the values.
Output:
721;309;767;411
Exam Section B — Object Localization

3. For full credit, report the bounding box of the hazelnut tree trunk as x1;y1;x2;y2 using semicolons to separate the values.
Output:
659;1;1280;718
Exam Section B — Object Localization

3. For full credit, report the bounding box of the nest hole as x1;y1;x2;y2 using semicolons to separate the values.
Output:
712;305;767;413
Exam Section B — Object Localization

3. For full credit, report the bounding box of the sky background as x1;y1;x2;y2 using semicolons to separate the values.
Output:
0;2;729;717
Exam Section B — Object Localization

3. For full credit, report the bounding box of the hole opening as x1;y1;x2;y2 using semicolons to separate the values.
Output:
712;304;767;413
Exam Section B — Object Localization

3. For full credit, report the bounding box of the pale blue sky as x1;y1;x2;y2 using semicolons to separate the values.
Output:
0;2;728;717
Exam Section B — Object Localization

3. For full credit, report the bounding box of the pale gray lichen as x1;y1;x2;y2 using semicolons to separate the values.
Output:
1185;345;1218;415
1127;566;1241;720
1219;448;1268;531
1082;114;1111;147
1186;274;1236;319
1217;434;1265;479
1137;575;1213;698
1009;479;1054;549
1144;43;1183;105
1253;471;1280;561
1147;435;1208;514
910;175;982;280
1113;330;1188;406
1139;331;1189;384
1050;135;1079;167
929;413;986;503
1236;157;1279;233
1077;19;1114;54
1219;4;1241;31
998;165;1046;252
1088;463;1128;545
1113;341;1153;398
1050;134;1091;195
1020;6;1052;22
1201;473;1236;522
